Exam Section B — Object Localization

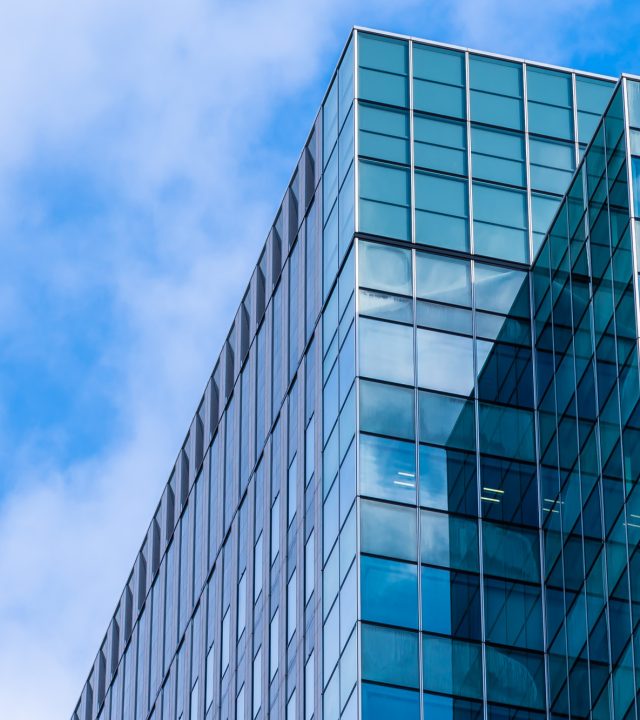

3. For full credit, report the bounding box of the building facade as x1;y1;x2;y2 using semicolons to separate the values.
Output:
70;27;640;720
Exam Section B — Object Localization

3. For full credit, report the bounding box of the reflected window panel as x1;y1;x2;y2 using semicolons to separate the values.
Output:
413;43;466;119
361;498;417;562
575;76;614;145
360;433;417;504
527;67;574;141
417;329;474;396
359;102;410;165
475;262;530;317
471;125;526;187
362;683;420;720
479;455;538;526
473;182;529;264
423;693;483;720
415;171;469;252
482;520;540;583
422;566;481;640
359;289;413;325
359;240;412;295
361;624;419;688
419;390;476;451
529;137;575;195
421;509;479;572
476;339;534;409
475;311;530;345
485;646;546;710
417;301;473;335
478;401;535;461
359;317;414;385
422;634;483;700
359;160;411;241
358;33;409;108
414;115;467;175
361;555;418;628
416;251;471;306
469;55;523;131
419;443;477;516
484;577;544;651
360;380;415;441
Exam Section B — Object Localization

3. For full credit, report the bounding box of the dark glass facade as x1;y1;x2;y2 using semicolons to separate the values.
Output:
70;28;640;720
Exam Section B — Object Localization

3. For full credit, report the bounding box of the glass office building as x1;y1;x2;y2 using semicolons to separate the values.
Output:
70;27;640;720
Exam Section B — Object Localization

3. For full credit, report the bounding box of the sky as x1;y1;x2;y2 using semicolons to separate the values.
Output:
0;0;639;717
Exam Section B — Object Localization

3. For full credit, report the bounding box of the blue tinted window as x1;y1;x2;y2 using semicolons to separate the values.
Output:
417;329;474;396
359;160;411;241
419;390;476;451
361;624;419;688
471;126;525;186
361;556;418;628
482;520;540;582
416;252;471;307
359;240;412;295
473;182;528;263
423;635;483;699
359;317;414;386
358;33;409;108
362;683;420;720
360;433;416;504
421;509;479;572
529;137;575;195
413;44;465;119
527;67;573;140
470;56;523;131
474;263;529;316
419;444;477;516
415;171;469;251
422;566;481;639
423;693;483;720
575;76;614;144
478;402;535;461
360;380;415;440
414;115;467;175
485;646;545;709
361;499;417;562
359;103;410;164
484;577;544;650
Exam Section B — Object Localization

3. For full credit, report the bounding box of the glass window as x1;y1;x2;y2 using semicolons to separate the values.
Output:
473;182;528;263
476;340;534;409
475;263;529;316
323;79;338;161
359;103;410;164
469;55;523;131
269;610;279;680
361;555;418;628
485;646;545;709
423;635;483;699
422;566;481;639
419;390;476;451
287;570;297;643
414;115;467;175
532;193;562;254
529;136;575;195
478;402;535;461
415;251;471;306
221;609;230;675
421;509;479;572
482;520;540;583
417;329;474;396
305;652;314;720
471;126;525;186
359;317;414;385
359;239;412;295
359;289;413;324
359;160;411;241
362;683;420;720
628;79;640;129
419;444;477;516
576;76;614;144
484;577;543;650
423;693;483;720
413;44;465;119
361;623;419;688
358;32;409;108
417;301;473;335
361;499;417;562
479;455;538;526
360;433;416;504
415;171;469;252
360;380;415;441
527;67;573;140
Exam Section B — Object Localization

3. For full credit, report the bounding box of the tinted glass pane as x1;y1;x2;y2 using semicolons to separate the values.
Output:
361;499;417;561
413;44;465;119
529;137;575;195
423;693;483;720
361;623;419;688
475;263;529;316
482;520;540;582
360;433;417;504
422;566;482;639
361;555;418;628
417;329;474;396
359;317;414;385
362;684;420;720
527;67;574;140
421;509;479;572
419;390;476;451
471;126;525;186
469;56;523;131
358;33;409;108
476;340;534;409
415;252;471;306
485;646;545;709
415;171;469;251
479;455;538;526
359;103;410;164
414;115;467;174
484;577;544;650
360;380;415;440
359;289;413;324
473;183;528;263
576;76;614;144
359;160;411;241
420;444;477;515
359;240;412;295
423;635;483;699
478;402;535;461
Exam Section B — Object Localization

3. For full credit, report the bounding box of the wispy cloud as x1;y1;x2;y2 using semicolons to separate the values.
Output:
0;0;638;718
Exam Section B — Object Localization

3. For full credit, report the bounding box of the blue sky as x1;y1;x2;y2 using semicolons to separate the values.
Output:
1;0;639;717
